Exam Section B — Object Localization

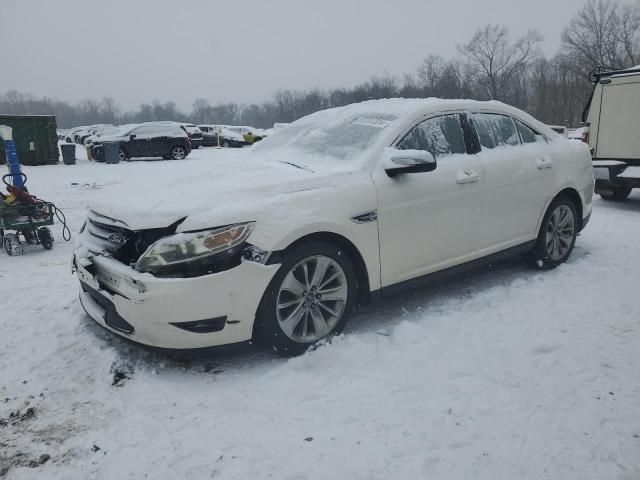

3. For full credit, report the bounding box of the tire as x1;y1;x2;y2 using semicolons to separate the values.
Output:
254;241;358;355
118;147;128;162
525;196;578;270
599;187;632;202
222;141;230;148
38;227;54;250
171;146;186;160
4;233;23;256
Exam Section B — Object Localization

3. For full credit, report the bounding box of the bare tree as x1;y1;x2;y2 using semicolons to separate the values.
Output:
416;55;447;92
458;24;542;101
561;0;640;74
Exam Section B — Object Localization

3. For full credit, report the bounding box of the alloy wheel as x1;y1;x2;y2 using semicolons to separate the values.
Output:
276;255;348;343
172;147;186;160
545;204;575;260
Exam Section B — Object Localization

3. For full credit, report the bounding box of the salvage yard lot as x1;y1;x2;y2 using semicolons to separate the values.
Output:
1;148;639;479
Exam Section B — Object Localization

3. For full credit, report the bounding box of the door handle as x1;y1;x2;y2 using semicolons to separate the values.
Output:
456;169;480;184
536;157;553;169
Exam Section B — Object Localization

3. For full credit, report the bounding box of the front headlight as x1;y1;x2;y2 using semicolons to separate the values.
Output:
135;222;254;274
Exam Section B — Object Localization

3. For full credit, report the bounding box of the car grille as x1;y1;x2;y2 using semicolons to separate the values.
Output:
86;210;177;266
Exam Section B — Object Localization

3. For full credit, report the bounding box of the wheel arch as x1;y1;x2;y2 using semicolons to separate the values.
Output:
537;187;585;235
273;231;372;307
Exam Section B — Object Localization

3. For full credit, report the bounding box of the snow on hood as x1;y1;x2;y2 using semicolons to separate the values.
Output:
88;155;348;231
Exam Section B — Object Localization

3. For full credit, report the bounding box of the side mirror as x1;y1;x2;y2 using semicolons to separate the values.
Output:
384;149;437;177
129;134;136;140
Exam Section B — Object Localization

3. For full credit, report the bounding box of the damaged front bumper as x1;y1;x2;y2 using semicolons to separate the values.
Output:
74;254;279;349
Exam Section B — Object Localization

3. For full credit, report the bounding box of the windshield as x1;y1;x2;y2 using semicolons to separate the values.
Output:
252;112;398;165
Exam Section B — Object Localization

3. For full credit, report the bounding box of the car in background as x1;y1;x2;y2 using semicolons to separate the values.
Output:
199;125;247;147
74;98;593;355
227;126;267;144
83;125;122;145
57;129;70;141
65;126;89;143
181;124;203;149
91;123;191;162
76;124;112;145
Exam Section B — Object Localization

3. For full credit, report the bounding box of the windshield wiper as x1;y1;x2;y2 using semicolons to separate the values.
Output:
278;161;314;173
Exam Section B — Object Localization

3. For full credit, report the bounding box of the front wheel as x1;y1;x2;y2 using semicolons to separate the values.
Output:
254;242;357;355
171;146;186;160
4;233;23;256
526;197;578;270
118;147;127;162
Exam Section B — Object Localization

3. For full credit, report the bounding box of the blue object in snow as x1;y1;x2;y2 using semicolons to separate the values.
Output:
0;125;26;189
4;139;26;189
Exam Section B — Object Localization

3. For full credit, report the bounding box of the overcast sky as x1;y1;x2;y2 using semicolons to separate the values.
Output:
1;0;586;111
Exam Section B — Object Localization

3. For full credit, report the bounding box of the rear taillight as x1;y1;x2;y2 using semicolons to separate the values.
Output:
581;131;589;143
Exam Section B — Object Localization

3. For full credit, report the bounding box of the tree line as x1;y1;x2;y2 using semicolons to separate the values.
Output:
1;0;638;129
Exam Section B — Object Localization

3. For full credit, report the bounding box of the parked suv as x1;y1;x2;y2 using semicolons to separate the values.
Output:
92;123;191;162
74;99;593;355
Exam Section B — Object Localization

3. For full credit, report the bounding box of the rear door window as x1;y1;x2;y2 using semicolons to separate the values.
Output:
515;120;546;144
472;113;521;150
397;114;466;159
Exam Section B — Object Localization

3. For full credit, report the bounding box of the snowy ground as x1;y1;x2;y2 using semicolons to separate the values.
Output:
1;145;639;479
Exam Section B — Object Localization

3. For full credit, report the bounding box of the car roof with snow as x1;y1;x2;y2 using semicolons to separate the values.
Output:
252;98;557;167
292;98;554;133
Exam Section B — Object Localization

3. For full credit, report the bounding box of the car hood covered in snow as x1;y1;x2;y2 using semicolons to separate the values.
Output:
88;155;361;232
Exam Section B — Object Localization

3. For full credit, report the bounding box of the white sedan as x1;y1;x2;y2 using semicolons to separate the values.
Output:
73;99;594;354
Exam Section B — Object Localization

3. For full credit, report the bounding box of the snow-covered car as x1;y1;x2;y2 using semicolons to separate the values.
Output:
65;126;89;143
199;125;247;147
91;123;191;162
83;125;121;146
73;98;593;354
227;125;267;144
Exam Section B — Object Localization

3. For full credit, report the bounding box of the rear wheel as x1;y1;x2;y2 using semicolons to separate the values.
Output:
599;187;632;202
118;147;127;162
254;242;357;355
526;197;578;270
38;227;54;250
171;146;186;160
222;141;230;148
